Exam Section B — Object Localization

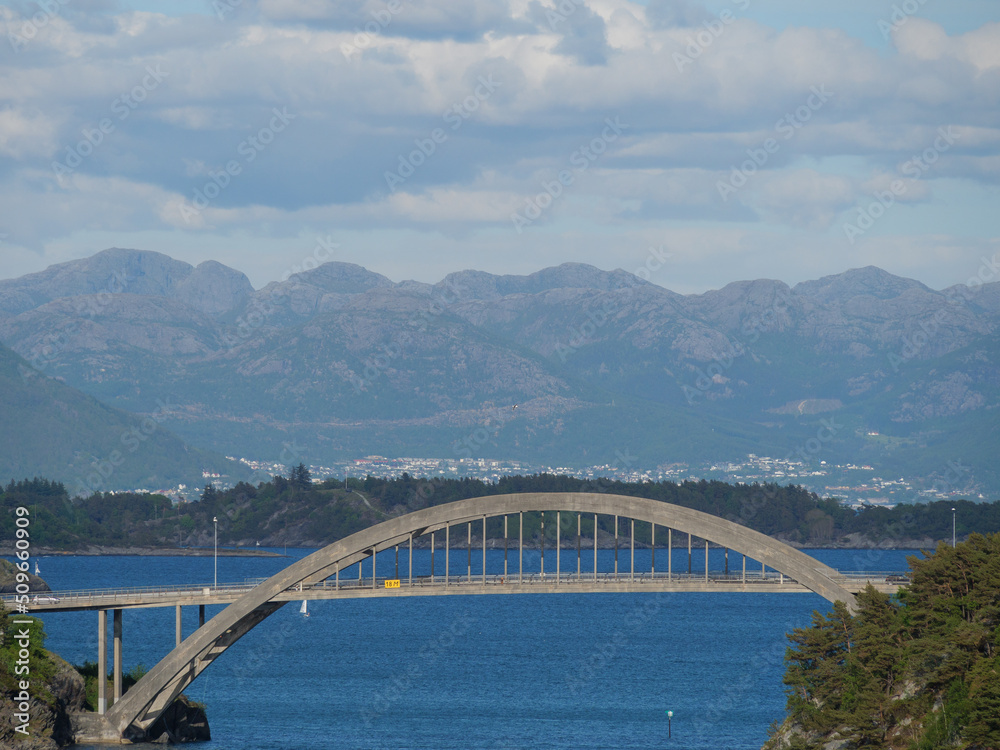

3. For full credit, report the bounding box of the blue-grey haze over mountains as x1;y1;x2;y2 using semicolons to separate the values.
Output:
0;247;997;499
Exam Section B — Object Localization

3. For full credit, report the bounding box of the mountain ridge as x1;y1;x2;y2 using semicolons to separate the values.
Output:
2;249;997;497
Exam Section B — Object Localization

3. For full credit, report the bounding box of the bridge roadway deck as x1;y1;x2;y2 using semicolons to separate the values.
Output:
5;571;906;613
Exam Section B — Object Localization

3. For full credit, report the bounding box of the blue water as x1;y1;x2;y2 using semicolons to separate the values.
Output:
16;547;918;750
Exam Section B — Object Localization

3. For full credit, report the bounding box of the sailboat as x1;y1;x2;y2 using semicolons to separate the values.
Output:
34;560;40;576
299;599;309;617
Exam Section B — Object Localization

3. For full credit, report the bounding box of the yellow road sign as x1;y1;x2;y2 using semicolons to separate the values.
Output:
384;579;400;589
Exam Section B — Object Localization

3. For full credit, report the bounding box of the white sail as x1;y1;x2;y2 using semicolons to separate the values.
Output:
299;600;309;616
34;561;40;576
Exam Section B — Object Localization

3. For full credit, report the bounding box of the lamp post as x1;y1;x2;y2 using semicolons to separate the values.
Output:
666;710;673;739
952;507;956;548
213;516;218;588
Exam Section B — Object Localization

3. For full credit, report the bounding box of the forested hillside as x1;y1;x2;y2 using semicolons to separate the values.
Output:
766;535;1000;749
2;474;996;552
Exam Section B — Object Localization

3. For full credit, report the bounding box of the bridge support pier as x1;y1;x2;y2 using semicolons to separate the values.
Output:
113;609;122;703
651;523;655;576
630;519;634;581
98;610;107;714
704;541;709;583
482;516;486;585
556;512;560;584
576;514;581;579
688;533;692;574
593;514;597;581
504;516;508;579
518;513;523;583
668;528;672;581
540;513;545;577
175;605;182;648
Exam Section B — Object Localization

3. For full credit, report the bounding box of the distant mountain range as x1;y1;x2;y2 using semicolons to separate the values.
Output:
0;341;241;494
1;248;997;496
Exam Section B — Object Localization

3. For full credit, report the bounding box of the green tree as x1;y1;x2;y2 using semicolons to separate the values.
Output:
965;656;1000;747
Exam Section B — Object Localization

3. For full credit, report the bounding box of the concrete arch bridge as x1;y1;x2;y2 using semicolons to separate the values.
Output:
24;493;902;741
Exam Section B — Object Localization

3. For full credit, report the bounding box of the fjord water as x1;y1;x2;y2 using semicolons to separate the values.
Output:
28;548;917;750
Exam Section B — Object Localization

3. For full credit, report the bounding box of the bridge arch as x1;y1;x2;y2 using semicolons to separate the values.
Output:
106;492;856;737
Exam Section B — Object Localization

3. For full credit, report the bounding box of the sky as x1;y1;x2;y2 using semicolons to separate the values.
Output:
0;0;998;293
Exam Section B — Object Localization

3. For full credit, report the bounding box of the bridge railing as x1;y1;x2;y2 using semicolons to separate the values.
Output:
0;578;266;605
0;569;909;609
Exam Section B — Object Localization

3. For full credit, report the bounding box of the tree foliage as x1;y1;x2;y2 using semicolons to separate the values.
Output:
771;534;1000;749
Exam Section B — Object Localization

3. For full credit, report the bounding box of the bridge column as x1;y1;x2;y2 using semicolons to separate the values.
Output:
113;609;122;704
482;516;486;585
704;541;709;583
199;605;205;627
630;519;634;582
408;535;413;586
576;514;581;579
614;515;618;576
335;566;339;591
446;525;450;585
175;605;182;648
742;554;746;584
688;533;692;574
651;523;655;576
394;545;399;580
518;513;523;583
593;514;597;581
556;511;560;585
98;610;107;715
503;516;508;579
372;550;377;590
725;548;729;576
431;532;435;581
540;513;545;578
668;528;672;581
467;523;472;582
